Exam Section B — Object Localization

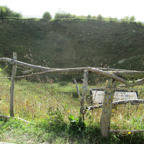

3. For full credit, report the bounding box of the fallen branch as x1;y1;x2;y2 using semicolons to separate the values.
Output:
16;117;35;124
0;115;10;119
0;115;35;124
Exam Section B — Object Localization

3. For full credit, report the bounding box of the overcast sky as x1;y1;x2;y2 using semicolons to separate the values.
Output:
1;0;143;21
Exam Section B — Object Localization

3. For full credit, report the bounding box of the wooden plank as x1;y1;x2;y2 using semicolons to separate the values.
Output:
10;52;17;117
100;79;117;137
91;89;138;104
87;99;144;111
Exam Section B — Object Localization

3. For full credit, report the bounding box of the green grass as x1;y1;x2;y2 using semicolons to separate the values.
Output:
0;75;144;143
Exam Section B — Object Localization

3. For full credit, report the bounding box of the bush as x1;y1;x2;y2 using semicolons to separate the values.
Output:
129;16;135;22
42;11;52;20
97;14;103;20
87;15;92;18
68;114;86;134
54;9;75;19
58;81;68;86
55;12;74;19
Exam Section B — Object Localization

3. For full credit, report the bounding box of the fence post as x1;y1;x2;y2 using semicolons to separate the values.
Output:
10;52;17;117
80;70;88;119
74;78;81;98
100;79;117;137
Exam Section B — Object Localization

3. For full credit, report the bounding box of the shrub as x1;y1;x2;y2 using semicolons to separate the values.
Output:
42;11;52;20
68;114;86;134
54;9;75;19
55;12;74;19
58;81;68;86
97;14;103;20
129;16;135;22
87;15;92;18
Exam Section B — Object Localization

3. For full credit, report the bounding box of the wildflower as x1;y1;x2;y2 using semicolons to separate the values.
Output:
68;111;70;113
6;127;9;130
81;114;83;117
35;96;37;98
128;131;131;134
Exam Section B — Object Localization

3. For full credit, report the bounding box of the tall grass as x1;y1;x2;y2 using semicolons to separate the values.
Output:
0;76;144;143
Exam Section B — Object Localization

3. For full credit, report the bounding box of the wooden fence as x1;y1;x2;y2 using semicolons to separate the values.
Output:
0;52;144;137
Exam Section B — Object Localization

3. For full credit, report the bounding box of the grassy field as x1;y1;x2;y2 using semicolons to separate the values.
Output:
0;71;144;144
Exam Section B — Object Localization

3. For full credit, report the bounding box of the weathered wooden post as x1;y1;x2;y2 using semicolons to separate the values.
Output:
100;79;117;137
10;52;17;117
80;70;88;120
74;78;81;98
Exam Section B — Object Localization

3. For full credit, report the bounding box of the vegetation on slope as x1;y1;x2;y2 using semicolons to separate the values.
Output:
1;18;144;69
0;10;144;83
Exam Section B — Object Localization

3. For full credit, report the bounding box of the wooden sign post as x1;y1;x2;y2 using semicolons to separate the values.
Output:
100;79;117;137
10;52;17;117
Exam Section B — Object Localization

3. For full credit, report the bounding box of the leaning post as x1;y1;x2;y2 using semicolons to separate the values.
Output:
10;52;17;117
74;78;81;98
100;79;117;137
80;70;88;120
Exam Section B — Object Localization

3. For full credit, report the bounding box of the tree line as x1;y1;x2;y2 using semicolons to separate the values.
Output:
0;5;136;22
42;10;136;22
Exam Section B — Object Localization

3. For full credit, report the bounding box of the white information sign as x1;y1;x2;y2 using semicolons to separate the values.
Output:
91;89;138;104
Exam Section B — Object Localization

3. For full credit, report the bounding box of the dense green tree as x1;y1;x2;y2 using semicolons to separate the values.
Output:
55;12;73;19
97;14;103;20
0;5;22;18
55;9;75;19
87;15;91;18
123;16;129;21
77;15;87;19
121;16;130;22
92;16;97;19
42;11;52;20
129;16;135;22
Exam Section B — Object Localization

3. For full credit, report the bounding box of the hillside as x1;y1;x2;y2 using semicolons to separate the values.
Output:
0;18;144;77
